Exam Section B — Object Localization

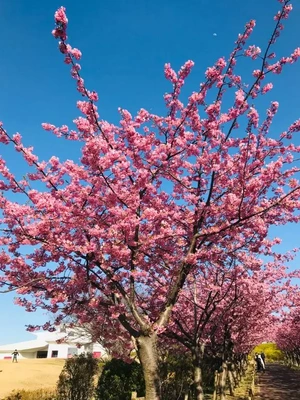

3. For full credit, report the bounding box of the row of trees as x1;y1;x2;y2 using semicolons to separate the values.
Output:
276;287;300;367
1;1;300;399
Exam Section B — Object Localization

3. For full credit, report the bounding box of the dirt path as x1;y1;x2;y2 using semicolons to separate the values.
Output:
256;363;300;400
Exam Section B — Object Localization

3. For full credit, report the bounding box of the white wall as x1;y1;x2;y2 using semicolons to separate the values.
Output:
77;346;86;356
20;351;37;359
92;343;107;358
47;343;69;359
0;352;13;360
84;343;93;353
0;351;36;360
76;343;107;358
67;347;78;357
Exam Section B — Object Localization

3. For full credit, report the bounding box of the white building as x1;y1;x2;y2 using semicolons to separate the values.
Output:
0;326;107;360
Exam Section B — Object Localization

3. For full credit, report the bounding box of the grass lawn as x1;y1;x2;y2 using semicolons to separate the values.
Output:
0;358;65;399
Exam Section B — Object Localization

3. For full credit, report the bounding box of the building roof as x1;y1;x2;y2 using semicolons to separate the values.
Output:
0;339;48;352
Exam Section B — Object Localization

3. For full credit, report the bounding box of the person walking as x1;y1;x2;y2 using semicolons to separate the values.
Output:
12;349;19;363
261;352;266;367
255;353;260;371
255;353;265;372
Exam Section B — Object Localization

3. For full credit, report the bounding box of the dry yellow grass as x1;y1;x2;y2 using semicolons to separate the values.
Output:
0;358;65;399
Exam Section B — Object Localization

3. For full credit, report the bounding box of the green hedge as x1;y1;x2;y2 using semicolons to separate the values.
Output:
96;358;145;400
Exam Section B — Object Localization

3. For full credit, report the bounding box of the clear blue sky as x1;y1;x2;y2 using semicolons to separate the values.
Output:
0;0;299;344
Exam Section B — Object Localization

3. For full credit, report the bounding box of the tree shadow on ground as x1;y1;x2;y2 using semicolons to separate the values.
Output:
257;363;300;400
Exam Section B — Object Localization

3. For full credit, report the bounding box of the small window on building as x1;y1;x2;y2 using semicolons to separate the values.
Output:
51;350;58;358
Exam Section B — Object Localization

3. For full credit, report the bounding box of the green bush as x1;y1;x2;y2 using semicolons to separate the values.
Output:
253;343;284;362
56;353;98;400
95;358;145;400
3;389;56;400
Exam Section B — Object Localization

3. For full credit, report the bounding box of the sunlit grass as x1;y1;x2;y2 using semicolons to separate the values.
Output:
3;388;56;400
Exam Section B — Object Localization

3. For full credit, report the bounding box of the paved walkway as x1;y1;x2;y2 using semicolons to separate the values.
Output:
256;363;300;400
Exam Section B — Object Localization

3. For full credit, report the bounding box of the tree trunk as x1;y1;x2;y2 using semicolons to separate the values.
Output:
192;345;205;400
231;364;238;387
219;362;228;400
193;364;204;400
227;363;234;395
136;333;160;400
212;370;219;400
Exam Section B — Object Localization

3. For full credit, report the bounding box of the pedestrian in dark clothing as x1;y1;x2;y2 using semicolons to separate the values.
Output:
12;349;19;363
255;353;260;371
261;352;266;366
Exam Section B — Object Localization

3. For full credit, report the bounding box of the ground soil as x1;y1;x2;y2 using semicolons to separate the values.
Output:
256;363;300;400
0;358;64;399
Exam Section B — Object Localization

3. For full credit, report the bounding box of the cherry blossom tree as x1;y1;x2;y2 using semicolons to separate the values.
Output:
165;249;291;399
275;281;300;365
0;1;300;399
276;316;300;365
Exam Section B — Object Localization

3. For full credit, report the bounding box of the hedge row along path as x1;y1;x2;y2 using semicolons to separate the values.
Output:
256;363;300;400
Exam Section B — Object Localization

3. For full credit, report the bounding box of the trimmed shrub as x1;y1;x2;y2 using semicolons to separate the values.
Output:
95;358;145;400
57;353;98;400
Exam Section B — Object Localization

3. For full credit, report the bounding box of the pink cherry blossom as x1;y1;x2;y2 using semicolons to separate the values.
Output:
0;3;299;399
244;45;261;59
261;82;273;94
54;6;68;25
